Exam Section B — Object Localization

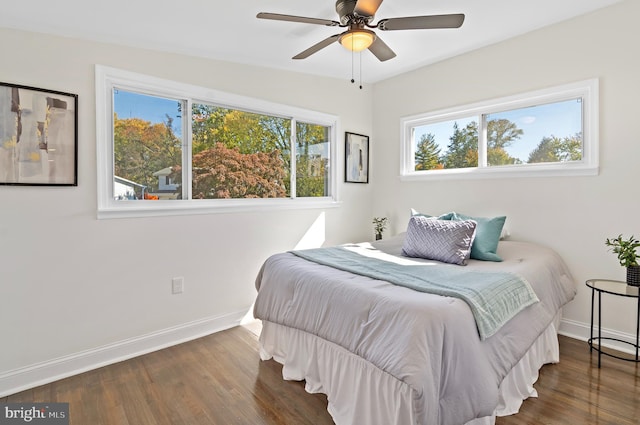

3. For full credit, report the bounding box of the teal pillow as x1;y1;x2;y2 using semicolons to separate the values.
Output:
410;208;455;220
452;213;506;262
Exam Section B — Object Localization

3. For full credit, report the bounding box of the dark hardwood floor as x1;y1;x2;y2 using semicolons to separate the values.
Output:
495;336;640;425
3;324;639;424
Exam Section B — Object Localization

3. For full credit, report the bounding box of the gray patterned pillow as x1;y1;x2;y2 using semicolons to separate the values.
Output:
402;216;477;265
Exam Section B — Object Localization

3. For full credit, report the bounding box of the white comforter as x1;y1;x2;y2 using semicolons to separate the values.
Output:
254;236;576;425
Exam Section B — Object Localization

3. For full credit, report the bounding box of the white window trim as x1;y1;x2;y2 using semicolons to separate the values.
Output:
399;79;599;181
95;65;340;219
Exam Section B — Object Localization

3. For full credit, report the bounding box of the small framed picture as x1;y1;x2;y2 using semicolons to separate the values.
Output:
345;132;369;183
0;82;78;186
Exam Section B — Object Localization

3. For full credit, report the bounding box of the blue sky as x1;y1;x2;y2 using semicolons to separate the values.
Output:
415;98;583;163
115;88;581;164
113;90;330;158
114;89;183;135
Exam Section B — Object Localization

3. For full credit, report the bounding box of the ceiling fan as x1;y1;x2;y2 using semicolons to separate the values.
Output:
257;0;465;62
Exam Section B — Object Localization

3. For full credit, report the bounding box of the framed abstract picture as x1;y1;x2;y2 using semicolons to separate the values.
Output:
345;132;369;183
0;82;78;186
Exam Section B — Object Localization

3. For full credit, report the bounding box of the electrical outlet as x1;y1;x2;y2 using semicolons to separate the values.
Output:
172;277;184;294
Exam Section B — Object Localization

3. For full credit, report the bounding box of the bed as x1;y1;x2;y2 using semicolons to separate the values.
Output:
253;218;576;425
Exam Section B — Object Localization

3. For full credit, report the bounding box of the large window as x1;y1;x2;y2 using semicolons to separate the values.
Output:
401;79;598;180
96;66;338;218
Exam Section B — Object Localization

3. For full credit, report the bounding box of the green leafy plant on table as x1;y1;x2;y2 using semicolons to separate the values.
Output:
605;234;640;286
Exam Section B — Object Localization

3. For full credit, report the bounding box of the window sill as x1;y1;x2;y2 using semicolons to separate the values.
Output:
97;198;341;220
400;163;599;182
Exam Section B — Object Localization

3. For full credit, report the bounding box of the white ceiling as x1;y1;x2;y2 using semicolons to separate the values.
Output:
0;0;622;84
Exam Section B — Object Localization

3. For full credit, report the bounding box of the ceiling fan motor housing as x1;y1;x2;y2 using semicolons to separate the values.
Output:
336;0;373;25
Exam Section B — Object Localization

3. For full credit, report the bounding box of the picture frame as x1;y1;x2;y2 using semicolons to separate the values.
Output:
345;132;369;183
0;82;78;186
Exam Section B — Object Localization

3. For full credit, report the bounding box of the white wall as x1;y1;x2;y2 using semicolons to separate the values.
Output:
2;0;638;397
371;0;639;343
0;28;373;395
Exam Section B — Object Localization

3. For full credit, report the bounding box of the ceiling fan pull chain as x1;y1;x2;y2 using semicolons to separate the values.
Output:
359;52;363;89
351;39;355;84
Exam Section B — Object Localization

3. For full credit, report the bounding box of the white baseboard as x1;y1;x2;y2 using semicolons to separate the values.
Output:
0;310;247;398
3;315;634;398
559;317;639;355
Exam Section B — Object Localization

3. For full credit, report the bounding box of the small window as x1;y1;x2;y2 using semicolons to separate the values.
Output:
413;117;478;171
401;79;598;180
96;66;339;218
485;99;583;166
295;121;331;198
113;90;184;201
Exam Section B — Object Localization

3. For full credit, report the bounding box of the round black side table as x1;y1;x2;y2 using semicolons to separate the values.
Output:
586;279;640;368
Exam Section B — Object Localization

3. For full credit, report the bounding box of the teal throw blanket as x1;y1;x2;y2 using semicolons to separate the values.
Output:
291;246;539;340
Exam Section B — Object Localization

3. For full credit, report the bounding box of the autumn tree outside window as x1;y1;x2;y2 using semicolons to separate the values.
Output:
95;66;339;219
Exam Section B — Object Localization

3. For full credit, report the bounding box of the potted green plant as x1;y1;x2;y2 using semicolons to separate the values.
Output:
372;217;388;241
605;234;640;286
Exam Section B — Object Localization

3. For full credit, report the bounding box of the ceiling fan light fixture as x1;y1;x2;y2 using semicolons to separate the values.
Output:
339;29;375;52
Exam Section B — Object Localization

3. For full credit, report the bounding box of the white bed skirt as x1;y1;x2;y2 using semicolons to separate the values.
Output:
258;313;561;425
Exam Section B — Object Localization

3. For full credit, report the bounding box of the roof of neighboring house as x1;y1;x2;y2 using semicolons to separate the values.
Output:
153;167;173;177
114;175;146;188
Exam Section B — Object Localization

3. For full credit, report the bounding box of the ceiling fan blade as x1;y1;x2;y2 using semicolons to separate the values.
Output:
293;34;341;59
354;0;384;17
257;12;340;27
378;14;465;31
368;36;396;62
